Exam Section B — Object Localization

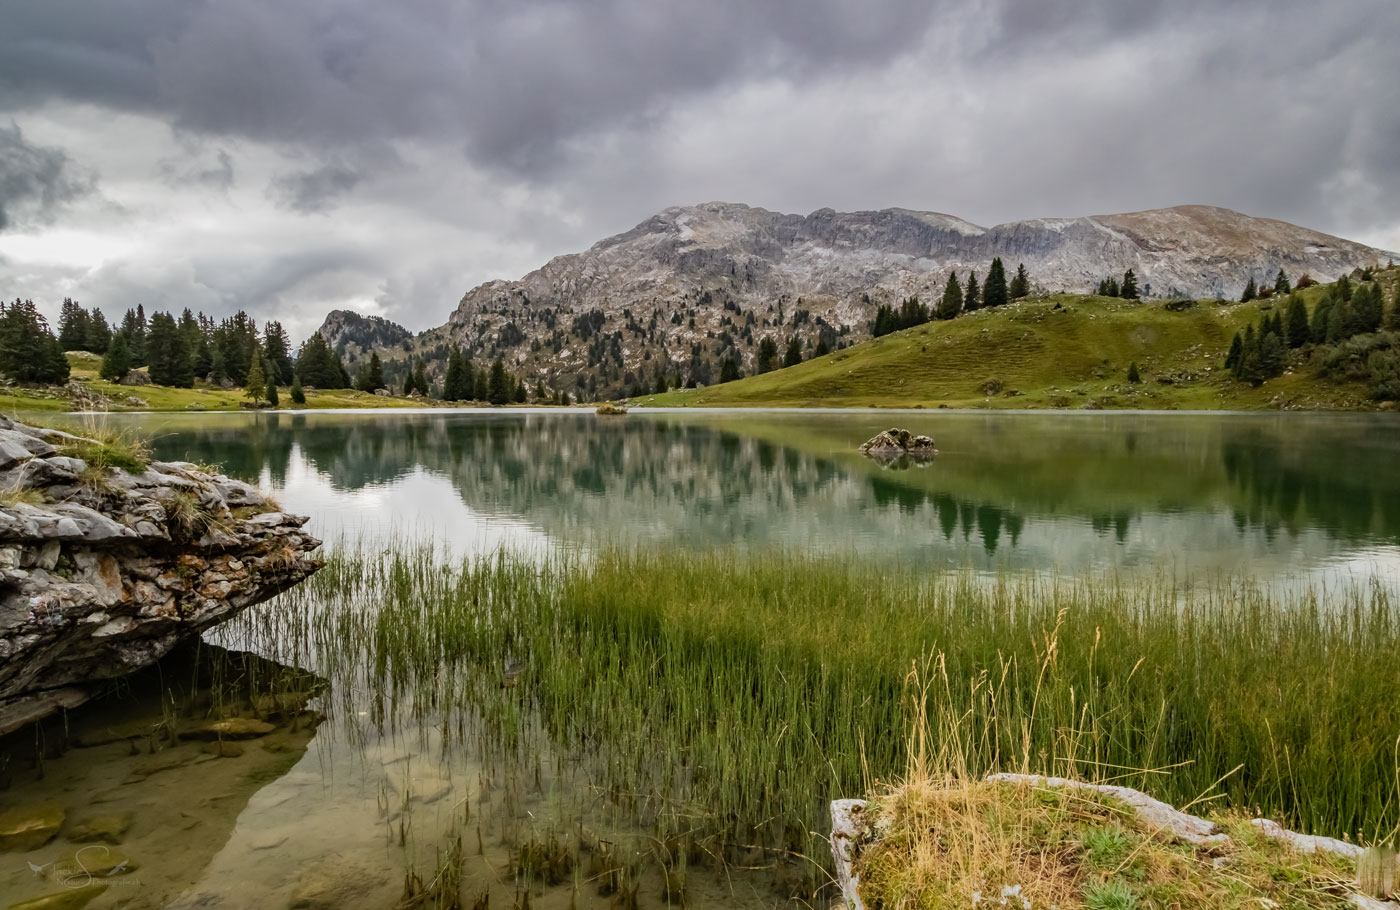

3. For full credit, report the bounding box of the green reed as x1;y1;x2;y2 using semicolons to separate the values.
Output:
234;543;1400;895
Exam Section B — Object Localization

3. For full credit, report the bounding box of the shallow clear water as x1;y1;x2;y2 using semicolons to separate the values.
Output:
7;407;1400;908
91;407;1400;584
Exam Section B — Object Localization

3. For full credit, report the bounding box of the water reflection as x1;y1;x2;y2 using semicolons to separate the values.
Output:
75;408;1400;582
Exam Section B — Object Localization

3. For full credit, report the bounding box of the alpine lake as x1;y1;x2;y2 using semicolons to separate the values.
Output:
4;408;1400;910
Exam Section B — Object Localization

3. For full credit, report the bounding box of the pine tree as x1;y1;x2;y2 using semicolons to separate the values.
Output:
58;299;90;351
1225;332;1243;369
146;311;194;387
120;307;149;366
265;358;280;407
356;352;386;392
654;374;667;395
1121;269;1140;300
757;337;778;373
411;358;428;397
1258;330;1285;379
1105;277;1121;298
100;331;132;381
936;272;963;320
85;310;112;354
443;347;468;400
1008;263;1030;299
487;357;510;405
1354;284;1383;334
1284;293;1309;348
290;376;306;405
1126;361;1141;383
783;336;803;367
0;300;69;383
1310;293;1334;344
1337;274;1353;301
294;333;345;389
964;271;981;311
1326;298;1347;343
513;381;527;403
1240;277;1258;303
1274;269;1291;295
984;258;1009;309
263;321;295;385
720;356;741;383
814;337;831;357
244;348;267;401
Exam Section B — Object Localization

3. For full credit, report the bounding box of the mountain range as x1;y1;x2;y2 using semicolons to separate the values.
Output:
316;202;1397;397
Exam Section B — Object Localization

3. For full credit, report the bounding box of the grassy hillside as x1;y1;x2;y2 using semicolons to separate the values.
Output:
0;352;436;413
644;281;1394;410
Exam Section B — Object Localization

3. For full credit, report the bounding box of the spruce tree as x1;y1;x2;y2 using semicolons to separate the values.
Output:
1337;274;1353;301
1284;293;1309;348
720;356;741;383
487;357;509;405
244;348;267;401
85;311;112;354
757;337;778;373
1121;269;1140;300
1225;332;1243;369
1106;277;1121;298
58;299;89;351
964;271;982;311
1310;293;1334;344
1274;268;1291;295
1355;284;1383;334
0;300;69;383
357;352;386;392
1326;298;1347;343
120;307;149;366
1126;361;1141;383
290;376;306;405
513;381;527;403
654;374;667;394
443;347;466;400
1008;263;1030;299
263;321;295;385
100;331;132;381
783;336;803;367
814;337;831;357
411;358;427;397
984;258;1009;308
936;272;963;320
265;358;280;407
146;311;194;387
1240;277;1257;303
1258;330;1285;379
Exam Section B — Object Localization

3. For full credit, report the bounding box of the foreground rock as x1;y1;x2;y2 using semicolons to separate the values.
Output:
0;416;320;734
832;776;1399;909
858;428;937;461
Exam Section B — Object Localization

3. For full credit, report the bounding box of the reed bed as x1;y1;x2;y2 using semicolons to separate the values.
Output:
233;544;1400;900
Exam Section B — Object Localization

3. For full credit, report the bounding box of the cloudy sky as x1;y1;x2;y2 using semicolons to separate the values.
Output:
2;0;1397;339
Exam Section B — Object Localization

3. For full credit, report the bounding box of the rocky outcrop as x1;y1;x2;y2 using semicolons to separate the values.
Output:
0;416;320;734
859;428;937;462
833;778;1400;909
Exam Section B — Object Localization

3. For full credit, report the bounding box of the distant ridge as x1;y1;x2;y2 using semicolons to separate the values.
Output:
315;202;1396;394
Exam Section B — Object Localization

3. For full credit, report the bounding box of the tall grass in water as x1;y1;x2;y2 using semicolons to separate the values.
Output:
242;545;1400;895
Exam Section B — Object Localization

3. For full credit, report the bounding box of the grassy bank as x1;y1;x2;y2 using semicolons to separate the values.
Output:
643;287;1388;410
240;546;1400;900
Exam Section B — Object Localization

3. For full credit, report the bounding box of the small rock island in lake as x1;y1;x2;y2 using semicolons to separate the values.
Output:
858;428;938;464
0;415;321;734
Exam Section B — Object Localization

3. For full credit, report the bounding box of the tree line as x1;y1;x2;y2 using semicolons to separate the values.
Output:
870;258;1031;337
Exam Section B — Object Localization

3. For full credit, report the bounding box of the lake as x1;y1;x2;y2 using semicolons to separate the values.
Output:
114;407;1400;584
5;408;1400;909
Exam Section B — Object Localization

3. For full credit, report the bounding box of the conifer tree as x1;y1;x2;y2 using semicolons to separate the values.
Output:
1258;330;1285;379
984;258;1009;308
1337;274;1353;301
756;337;778;373
1310;292;1334;344
1225;332;1243;369
1354;284;1383;334
513;381;526;403
146;311;194;387
1008;263;1030;299
412;358;428;397
783;336;803;367
720;356;741;383
936;272;963;320
1284;293;1309;348
1121;269;1140;300
263;321;295;385
244;348;267;401
85;311;112;354
1274;269;1291;295
1126;361;1141;383
1240;277;1258;302
58;299;90;351
290;375;306;405
487;357;510;404
265;358;280;407
1326;298;1347;343
964;271;981;311
443;347;468;400
120;308;149;366
814;337;831;357
356;352;386;392
100;331;132;381
0;300;69;383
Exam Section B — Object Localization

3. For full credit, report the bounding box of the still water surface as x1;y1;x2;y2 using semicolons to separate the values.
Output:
117;407;1400;584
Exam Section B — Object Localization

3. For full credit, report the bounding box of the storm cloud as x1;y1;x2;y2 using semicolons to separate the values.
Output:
0;0;1396;337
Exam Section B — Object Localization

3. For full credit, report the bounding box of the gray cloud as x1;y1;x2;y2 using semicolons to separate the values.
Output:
0;123;95;229
0;0;1396;332
269;163;362;213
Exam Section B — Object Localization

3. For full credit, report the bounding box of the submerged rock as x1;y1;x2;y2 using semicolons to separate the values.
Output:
184;717;276;740
7;882;108;910
0;416;321;735
66;812;133;845
858;428;937;463
0;803;65;852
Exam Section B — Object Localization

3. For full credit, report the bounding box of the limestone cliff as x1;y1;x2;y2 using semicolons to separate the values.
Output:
0;417;320;734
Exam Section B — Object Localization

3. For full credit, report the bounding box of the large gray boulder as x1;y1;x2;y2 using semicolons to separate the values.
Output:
0;416;320;734
858;427;937;461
